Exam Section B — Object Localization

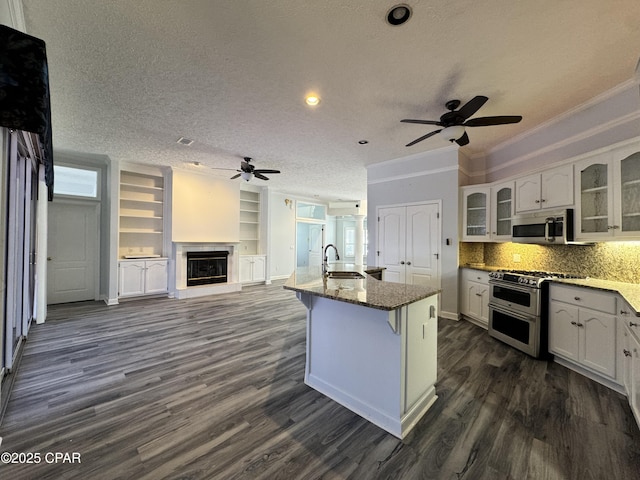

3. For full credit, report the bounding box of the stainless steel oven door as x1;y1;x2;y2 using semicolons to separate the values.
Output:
489;280;540;317
488;304;540;358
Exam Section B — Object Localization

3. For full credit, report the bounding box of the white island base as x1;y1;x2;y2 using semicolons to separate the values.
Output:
296;292;438;439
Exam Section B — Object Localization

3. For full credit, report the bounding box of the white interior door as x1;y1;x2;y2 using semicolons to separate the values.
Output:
377;206;406;283
406;203;440;289
47;200;99;304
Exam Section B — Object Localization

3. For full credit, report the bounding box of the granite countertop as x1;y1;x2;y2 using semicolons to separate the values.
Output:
459;264;640;316
550;277;640;316
283;265;440;311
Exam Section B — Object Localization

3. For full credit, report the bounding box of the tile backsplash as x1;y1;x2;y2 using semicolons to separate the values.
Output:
460;242;640;283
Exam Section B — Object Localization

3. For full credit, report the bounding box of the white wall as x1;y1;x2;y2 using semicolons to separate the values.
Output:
367;147;460;320
172;169;240;243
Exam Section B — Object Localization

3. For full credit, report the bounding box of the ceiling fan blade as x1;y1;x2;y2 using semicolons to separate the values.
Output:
253;169;280;174
405;129;441;147
253;172;269;181
464;115;522;127
400;119;442;126
457;95;489;120
455;131;470;146
230;173;241;179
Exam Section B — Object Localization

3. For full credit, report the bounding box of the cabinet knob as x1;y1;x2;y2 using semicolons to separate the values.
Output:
623;349;632;357
400;261;405;265
630;322;639;328
406;261;412;265
574;296;580;301
570;321;577;326
620;310;629;315
475;293;482;297
535;199;540;203
541;199;546;203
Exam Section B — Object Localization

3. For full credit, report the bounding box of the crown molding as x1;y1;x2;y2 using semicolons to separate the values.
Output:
0;0;26;31
367;164;459;185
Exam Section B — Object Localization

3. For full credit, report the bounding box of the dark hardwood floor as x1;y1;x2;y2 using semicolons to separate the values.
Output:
1;281;639;479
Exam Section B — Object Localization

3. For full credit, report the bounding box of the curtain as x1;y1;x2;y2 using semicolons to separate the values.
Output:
0;25;54;199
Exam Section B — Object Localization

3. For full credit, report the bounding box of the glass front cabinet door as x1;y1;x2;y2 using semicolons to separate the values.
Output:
614;143;640;238
575;156;614;241
490;182;514;241
462;186;490;242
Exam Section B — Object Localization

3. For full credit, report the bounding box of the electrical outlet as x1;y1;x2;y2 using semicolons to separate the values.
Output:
513;253;521;263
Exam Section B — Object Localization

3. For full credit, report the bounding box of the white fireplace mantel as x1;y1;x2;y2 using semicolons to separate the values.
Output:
173;242;242;299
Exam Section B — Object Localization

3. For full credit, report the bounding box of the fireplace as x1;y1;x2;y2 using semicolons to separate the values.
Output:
186;251;228;286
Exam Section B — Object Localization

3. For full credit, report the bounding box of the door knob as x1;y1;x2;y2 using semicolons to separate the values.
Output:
400;261;405;265
406;261;411;265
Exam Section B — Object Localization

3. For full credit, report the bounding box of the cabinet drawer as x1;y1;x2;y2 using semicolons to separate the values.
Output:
461;268;490;284
550;284;616;314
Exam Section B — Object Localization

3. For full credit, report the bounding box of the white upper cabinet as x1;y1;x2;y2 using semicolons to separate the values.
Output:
515;164;574;213
489;181;514;241
462;186;490;242
575;140;640;241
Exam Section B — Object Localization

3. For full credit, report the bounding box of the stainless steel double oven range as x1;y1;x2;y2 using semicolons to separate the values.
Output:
487;270;582;358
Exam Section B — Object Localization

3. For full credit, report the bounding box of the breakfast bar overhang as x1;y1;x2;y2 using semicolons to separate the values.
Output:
284;267;440;439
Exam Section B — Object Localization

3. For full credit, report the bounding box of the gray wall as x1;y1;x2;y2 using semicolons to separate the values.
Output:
367;146;461;319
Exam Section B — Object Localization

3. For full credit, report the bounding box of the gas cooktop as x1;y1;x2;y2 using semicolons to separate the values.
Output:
489;269;585;286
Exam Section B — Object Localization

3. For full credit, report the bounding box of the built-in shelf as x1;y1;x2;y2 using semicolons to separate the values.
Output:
240;189;261;255
119;170;165;259
581;186;608;193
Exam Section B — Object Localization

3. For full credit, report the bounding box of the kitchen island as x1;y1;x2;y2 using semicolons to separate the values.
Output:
284;266;440;438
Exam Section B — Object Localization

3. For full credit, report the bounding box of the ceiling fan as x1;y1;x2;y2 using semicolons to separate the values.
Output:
401;95;522;147
230;157;280;182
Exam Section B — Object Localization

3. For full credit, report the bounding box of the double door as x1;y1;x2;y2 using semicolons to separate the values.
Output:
377;203;439;288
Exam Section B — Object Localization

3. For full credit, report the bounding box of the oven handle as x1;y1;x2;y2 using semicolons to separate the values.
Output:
489;303;536;323
489;280;539;294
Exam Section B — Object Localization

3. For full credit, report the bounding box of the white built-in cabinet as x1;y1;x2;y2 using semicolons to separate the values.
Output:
239;255;266;284
118;258;168;297
515;164;573;213
548;284;618;381
462;183;514;242
118;167;168;298
459;268;490;327
239;188;268;283
575;142;640;241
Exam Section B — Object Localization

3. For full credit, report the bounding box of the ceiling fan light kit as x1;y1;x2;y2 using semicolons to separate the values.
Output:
440;125;465;142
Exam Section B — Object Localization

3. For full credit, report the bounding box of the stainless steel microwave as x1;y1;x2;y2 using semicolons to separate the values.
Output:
511;209;575;244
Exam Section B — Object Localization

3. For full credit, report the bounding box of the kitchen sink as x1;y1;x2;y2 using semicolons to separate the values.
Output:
325;271;365;279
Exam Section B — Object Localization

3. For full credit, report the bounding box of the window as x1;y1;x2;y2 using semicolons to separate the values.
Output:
53;165;98;198
296;202;326;220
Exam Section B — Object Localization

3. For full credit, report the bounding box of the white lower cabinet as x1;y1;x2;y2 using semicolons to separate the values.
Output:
119;258;168;297
239;255;266;284
459;268;490;327
548;284;617;380
620;298;640;428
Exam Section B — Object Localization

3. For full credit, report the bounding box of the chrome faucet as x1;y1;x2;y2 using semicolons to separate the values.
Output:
322;244;340;275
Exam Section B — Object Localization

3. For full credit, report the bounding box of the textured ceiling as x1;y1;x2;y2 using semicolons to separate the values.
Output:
21;0;640;202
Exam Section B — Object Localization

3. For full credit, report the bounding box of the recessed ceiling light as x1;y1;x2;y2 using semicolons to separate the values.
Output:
177;137;194;146
386;4;412;26
305;94;320;106
358;140;369;145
